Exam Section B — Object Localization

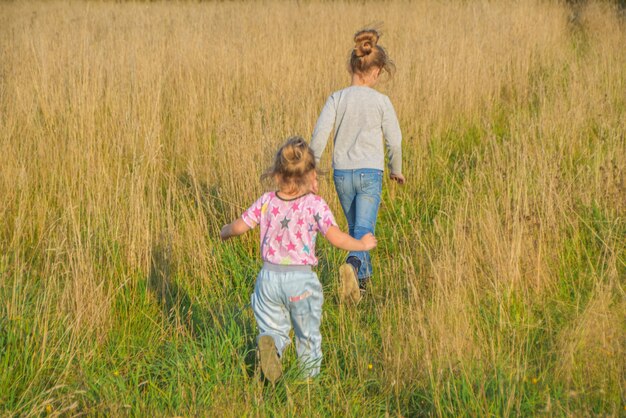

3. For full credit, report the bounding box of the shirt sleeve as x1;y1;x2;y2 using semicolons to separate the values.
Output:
241;194;265;228
310;95;337;164
381;96;403;175
314;197;337;236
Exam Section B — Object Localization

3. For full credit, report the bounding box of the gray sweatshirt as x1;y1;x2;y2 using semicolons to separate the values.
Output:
310;86;402;174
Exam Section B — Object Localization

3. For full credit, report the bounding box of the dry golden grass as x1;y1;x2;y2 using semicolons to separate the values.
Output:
1;0;624;415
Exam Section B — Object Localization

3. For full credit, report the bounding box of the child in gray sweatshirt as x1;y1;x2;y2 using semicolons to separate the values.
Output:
310;28;405;303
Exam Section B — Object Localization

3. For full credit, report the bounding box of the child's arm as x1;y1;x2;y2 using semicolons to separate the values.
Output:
382;96;405;185
220;218;251;241
325;226;377;251
310;95;336;164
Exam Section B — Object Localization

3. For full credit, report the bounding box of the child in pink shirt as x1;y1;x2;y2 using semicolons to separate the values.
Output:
220;136;376;383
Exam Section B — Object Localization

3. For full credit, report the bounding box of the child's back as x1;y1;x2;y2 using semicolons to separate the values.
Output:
242;191;335;266
310;85;402;175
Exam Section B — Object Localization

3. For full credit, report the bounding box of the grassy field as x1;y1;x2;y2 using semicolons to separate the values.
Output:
1;0;625;416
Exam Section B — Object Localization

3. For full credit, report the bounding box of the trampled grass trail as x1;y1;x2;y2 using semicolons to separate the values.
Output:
1;1;624;416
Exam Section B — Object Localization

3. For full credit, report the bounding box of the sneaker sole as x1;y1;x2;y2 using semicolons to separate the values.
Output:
339;263;361;304
258;335;282;384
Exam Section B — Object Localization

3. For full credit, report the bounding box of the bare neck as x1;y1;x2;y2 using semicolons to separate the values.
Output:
351;72;378;88
351;73;368;86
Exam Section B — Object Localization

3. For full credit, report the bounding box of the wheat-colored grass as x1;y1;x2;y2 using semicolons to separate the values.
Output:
1;0;624;416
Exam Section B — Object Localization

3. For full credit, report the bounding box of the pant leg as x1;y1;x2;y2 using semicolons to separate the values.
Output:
250;269;292;356
351;170;383;279
284;272;324;377
333;170;356;236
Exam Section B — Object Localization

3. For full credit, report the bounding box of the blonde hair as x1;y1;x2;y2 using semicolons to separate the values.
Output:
262;136;316;194
349;28;395;77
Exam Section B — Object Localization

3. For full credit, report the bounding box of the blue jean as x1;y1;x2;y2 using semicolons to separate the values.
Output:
251;263;324;377
333;169;383;279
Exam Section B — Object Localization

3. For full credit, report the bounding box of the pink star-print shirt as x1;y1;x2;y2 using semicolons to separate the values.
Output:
241;192;337;266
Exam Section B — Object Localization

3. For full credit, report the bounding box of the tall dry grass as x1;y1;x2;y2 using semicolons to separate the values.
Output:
1;0;624;416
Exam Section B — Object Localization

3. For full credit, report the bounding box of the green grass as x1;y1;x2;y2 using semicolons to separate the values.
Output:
3;115;623;415
1;0;625;416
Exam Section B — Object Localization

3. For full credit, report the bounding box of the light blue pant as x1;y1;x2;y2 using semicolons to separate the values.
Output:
333;169;383;279
251;263;324;377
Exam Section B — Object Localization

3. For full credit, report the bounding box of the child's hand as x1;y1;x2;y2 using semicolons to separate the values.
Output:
219;219;251;241
220;224;230;241
360;233;377;250
390;173;406;185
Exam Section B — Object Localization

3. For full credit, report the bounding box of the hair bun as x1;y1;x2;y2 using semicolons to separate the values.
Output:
262;136;316;193
354;29;379;58
282;146;302;164
280;136;306;165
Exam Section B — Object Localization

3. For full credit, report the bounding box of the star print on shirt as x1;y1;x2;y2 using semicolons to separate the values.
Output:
242;191;337;266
